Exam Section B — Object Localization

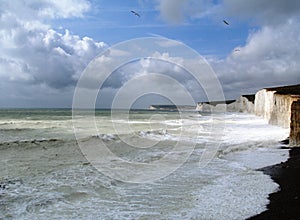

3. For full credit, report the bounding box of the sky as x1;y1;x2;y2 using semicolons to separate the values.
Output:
0;0;299;108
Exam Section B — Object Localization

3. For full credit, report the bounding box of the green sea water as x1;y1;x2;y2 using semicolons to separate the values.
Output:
0;109;290;219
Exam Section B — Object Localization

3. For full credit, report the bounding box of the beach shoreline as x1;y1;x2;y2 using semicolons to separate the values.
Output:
248;146;300;220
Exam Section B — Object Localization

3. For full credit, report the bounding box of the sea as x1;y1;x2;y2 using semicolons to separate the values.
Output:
0;109;290;220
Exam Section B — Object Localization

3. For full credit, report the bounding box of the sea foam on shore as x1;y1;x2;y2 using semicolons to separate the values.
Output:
0;109;291;219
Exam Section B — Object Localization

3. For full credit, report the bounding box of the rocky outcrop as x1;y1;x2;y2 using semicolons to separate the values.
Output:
196;95;255;113
227;95;255;113
290;101;300;146
196;100;235;112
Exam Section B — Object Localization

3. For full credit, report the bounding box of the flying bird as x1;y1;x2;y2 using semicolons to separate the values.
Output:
131;10;140;17
223;20;229;25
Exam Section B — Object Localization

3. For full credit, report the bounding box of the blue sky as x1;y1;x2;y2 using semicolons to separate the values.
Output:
53;0;250;58
0;0;299;108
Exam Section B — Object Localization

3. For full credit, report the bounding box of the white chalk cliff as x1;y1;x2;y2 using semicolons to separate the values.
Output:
196;95;254;113
254;87;300;128
227;96;254;113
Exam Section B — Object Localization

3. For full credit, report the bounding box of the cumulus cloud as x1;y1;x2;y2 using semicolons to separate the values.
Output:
214;1;300;97
95;52;189;89
214;19;300;97
2;0;300;108
155;0;300;98
93;50;217;108
0;0;106;91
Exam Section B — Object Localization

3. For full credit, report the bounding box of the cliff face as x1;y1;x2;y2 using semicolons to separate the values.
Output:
270;94;299;128
196;96;254;113
254;89;299;128
254;89;275;120
196;84;300;146
196;103;227;112
227;95;254;113
290;101;300;146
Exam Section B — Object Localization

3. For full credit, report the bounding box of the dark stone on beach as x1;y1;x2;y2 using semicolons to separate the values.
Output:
280;138;289;145
248;147;300;220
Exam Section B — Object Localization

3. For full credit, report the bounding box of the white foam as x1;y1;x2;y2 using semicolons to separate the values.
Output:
224;147;289;170
0;111;291;219
190;170;278;220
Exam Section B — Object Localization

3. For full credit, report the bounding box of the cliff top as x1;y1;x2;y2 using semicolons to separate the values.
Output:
198;100;236;106
149;105;195;110
265;84;300;95
241;94;255;103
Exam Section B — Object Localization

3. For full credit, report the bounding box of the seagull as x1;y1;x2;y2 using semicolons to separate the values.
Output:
131;10;140;17
223;20;229;25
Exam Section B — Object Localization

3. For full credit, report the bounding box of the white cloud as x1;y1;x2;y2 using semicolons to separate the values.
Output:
1;0;300;108
93;50;217;108
0;0;106;91
213;19;300;97
154;0;300;98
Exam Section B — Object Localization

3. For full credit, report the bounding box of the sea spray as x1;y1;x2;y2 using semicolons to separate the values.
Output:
0;109;290;219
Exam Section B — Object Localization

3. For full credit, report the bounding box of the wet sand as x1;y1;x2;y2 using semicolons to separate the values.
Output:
248;147;300;220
